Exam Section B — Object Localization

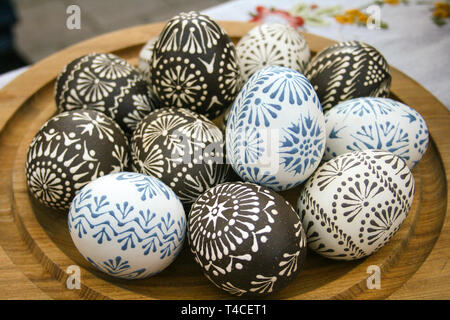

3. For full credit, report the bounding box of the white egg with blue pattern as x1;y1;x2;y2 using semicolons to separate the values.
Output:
226;66;326;191
324;97;429;169
68;172;186;279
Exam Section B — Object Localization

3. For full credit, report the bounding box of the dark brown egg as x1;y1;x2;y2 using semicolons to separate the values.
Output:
55;52;158;135
131;107;230;205
25;109;129;211
150;11;241;119
188;181;307;297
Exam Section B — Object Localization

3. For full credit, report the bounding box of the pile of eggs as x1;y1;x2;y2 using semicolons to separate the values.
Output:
25;12;429;296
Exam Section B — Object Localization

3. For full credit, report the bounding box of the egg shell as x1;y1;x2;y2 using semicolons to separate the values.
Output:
55;52;158;135
236;23;310;83
150;11;241;119
219;105;231;132
188;181;307;296
226;65;326;191
138;36;158;82
25;109;130;211
68;172;186;279
297;150;415;260
304;41;391;112
131;107;231;205
324;97;429;169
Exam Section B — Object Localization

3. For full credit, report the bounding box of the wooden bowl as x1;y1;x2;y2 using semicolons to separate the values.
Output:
0;21;449;300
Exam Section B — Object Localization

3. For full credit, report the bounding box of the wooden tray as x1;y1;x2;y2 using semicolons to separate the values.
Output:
0;21;449;300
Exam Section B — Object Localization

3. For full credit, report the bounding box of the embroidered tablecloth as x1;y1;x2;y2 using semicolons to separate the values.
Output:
202;0;450;109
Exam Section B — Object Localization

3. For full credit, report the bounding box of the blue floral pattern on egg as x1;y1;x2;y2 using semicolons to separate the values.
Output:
226;66;326;191
324;97;429;169
68;172;186;279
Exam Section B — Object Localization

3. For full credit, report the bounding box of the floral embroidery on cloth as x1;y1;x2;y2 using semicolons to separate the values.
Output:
248;0;450;29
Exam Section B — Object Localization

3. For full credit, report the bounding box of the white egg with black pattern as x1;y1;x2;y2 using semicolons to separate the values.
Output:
236;23;310;84
297;150;415;261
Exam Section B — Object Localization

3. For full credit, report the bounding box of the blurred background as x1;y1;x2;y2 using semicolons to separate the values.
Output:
1;0;449;107
1;0;228;72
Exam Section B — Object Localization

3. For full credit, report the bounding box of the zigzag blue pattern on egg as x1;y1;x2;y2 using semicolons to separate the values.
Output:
68;172;186;281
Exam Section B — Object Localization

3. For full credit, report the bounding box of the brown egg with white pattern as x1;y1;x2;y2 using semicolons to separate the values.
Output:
150;11;241;119
188;181;307;297
26;109;130;212
131;107;231;205
304;41;391;112
55;52;158;135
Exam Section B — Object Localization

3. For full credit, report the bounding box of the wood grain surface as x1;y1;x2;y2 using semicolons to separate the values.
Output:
0;21;448;300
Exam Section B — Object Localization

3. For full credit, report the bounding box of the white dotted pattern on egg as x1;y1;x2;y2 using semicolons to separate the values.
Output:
297;150;415;261
236;23;310;84
324;97;429;169
226;66;326;191
68;172;186;279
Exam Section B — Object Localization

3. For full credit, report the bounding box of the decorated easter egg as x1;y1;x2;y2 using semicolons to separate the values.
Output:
219;105;231;132
188;181;307;296
131;107;230;205
138;36;158;82
26;110;129;211
304;41;391;112
226;66;326;191
55;52;158;135
297;150;415;260
236;23;310;83
68;172;186;279
150;11;241;119
324;97;429;169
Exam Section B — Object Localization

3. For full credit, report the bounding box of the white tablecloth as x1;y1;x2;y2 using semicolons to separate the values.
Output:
0;66;28;90
202;0;450;110
1;0;448;110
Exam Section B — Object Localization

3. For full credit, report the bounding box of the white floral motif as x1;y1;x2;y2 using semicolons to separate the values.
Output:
141;144;165;179
28;167;64;204
158;12;223;54
177;117;223;144
160;64;202;107
65;88;106;112
72;111;118;143
91;54;133;79
140;114;187;152
278;251;301;276
189;183;278;266
220;282;247;296
76;67;116;102
249;275;277;294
